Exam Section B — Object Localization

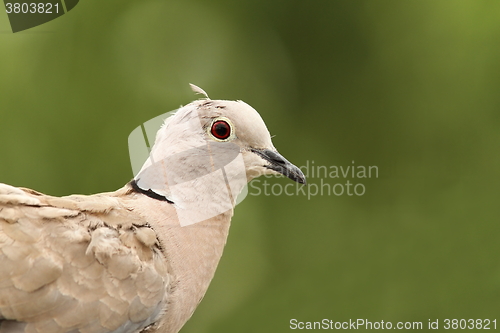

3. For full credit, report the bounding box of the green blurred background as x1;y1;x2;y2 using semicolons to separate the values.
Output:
1;0;499;331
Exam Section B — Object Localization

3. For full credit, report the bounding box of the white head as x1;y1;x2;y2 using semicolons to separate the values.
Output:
133;85;305;225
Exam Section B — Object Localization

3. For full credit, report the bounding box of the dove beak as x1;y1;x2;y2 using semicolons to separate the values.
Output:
251;149;307;185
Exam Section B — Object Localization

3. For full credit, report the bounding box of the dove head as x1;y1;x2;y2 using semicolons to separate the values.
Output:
133;87;305;224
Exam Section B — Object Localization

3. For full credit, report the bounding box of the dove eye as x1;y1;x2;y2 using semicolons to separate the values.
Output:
210;120;232;140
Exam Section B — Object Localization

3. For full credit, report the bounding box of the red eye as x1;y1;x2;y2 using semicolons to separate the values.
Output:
211;120;231;140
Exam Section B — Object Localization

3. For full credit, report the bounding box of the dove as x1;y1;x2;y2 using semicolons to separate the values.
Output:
0;85;306;333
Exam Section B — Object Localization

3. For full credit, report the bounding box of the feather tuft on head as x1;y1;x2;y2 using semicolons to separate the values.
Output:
189;83;210;99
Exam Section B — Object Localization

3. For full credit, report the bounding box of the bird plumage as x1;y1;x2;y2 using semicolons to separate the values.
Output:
0;87;305;333
0;183;168;333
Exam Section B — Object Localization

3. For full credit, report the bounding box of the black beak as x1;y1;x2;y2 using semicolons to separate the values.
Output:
251;149;307;185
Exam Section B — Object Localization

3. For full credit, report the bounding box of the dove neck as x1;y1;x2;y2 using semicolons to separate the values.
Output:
125;184;234;330
156;207;232;279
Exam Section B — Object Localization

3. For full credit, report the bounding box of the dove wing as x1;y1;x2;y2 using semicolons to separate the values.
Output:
0;183;170;333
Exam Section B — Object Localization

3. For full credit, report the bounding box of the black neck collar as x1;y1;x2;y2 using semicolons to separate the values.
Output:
129;179;174;203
